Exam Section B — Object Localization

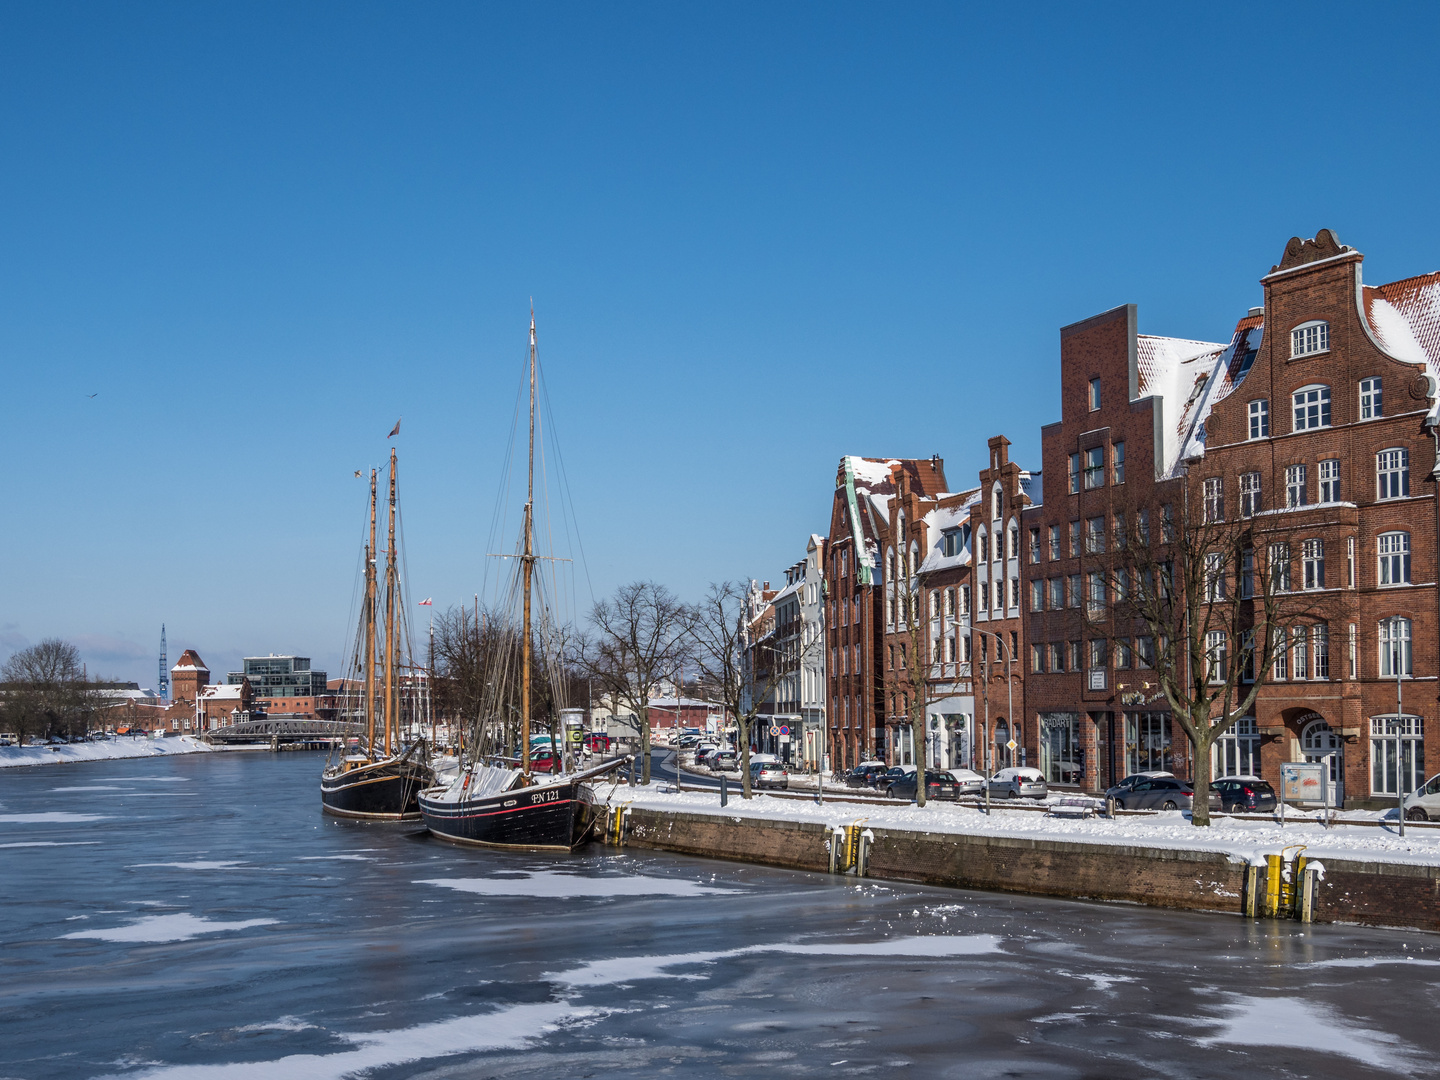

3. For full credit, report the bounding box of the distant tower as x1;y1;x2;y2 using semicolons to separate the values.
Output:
158;625;169;703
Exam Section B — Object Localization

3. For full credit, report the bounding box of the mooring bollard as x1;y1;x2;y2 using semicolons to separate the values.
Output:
856;829;875;878
720;774;728;807
1106;795;1117;819
629;756;637;787
829;825;845;874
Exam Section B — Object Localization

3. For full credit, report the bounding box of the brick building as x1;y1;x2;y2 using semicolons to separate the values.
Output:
1191;230;1440;808
1023;307;1228;789
824;456;947;770
968;436;1040;775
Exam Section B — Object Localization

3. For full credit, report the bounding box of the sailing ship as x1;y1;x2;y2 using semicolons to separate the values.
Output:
419;314;627;850
321;450;434;819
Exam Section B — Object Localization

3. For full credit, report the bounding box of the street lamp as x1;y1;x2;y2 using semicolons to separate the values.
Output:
1391;615;1406;838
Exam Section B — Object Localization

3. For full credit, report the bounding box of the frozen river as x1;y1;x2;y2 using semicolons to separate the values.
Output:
2;751;1438;1079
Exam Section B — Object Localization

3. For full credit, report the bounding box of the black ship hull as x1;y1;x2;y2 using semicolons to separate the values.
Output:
419;776;587;850
321;757;433;820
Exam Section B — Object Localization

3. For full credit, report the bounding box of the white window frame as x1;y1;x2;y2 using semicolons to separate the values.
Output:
1302;538;1325;591
1214;717;1261;778
1286;464;1308;508
1360;376;1383;420
1370;715;1425;796
1377;447;1410;500
1290;320;1330;358
1292;384;1332;431
1248;399;1269;440
1203;477;1224;522
1239;471;1261;517
1379;531;1411;586
1318;458;1340;503
1379;617;1413;677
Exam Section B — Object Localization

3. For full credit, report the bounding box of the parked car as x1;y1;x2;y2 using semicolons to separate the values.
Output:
1109;776;1220;811
886;768;965;802
750;758;789;790
1105;772;1175;799
987;767;1048;800
843;762;889;788
1403;772;1440;821
692;744;720;766
583;733;613;757
943;768;986;797
675;734;701;749
1211;777;1278;813
708;750;737;772
875;765;912;792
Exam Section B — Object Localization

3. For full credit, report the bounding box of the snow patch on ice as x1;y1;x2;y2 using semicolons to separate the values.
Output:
0;812;107;823
417;872;735;899
132;861;248;871
1196;993;1421;1071
0;840;101;848
547;935;1001;989
98;1000;579;1080
63;914;278;943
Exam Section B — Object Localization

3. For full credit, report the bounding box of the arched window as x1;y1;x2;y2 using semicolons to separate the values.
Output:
976;527;987;566
1291;320;1330;358
886;547;895;581
1007;521;1019;560
1292;384;1331;430
1377;448;1410;500
992;483;1003;520
1379;617;1412;676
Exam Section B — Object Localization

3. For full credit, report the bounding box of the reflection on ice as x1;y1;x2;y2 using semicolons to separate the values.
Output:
417;871;735;898
62;914;278;943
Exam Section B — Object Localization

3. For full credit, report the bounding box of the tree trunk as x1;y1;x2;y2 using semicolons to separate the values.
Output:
739;716;753;798
912;710;927;807
1190;724;1214;826
638;705;651;784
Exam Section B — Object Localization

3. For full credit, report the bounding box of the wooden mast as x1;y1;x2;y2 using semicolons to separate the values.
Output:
383;449;398;759
521;313;536;783
364;468;378;760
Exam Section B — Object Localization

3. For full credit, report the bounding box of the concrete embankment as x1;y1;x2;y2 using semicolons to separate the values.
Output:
613;803;1440;933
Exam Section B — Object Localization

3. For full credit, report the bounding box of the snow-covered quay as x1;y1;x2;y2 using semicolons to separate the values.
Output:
0;736;215;769
605;785;1440;932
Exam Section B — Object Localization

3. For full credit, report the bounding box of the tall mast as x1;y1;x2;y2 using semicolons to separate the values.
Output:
365;469;378;759
521;312;536;782
384;449;398;759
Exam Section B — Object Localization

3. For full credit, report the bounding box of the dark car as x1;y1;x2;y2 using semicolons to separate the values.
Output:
1212;778;1278;813
843;762;889;788
1110;776;1220;811
885;769;961;802
1104;771;1175;800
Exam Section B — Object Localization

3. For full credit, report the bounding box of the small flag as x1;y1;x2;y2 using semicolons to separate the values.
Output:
418;598;433;606
353;470;362;478
387;418;401;438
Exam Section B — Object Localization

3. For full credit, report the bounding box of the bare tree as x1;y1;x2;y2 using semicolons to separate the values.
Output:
1107;495;1328;825
1;639;102;741
688;580;822;799
892;574;950;807
575;582;690;784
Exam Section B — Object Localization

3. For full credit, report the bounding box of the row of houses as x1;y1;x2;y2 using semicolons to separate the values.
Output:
745;230;1440;809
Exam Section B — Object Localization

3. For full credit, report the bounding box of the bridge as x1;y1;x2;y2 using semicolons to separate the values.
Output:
206;718;361;747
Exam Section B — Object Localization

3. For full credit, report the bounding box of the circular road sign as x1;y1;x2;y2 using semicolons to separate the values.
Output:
779;725;790;736
769;726;780;736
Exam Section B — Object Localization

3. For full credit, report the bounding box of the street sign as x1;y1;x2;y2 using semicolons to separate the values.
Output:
1006;739;1018;752
769;726;780;736
779;725;790;736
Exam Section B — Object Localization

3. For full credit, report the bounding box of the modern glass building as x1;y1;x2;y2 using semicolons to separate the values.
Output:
227;656;328;700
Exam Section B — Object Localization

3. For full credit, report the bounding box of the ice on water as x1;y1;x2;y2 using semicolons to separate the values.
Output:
63;913;278;943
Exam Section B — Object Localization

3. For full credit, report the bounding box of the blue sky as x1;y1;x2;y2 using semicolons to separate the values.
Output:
3;2;1438;687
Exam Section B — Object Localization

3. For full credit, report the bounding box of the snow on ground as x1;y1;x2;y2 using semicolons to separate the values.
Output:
611;783;1440;870
0;736;214;769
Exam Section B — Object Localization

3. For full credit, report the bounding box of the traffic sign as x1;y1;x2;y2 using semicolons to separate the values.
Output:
769;726;780;736
1006;739;1018;752
779;725;790;736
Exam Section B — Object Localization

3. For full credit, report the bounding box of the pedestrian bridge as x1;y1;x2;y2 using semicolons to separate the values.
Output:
206;718;359;746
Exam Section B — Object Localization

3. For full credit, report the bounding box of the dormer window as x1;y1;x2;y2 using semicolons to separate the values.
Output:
941;528;962;558
1291;320;1329;358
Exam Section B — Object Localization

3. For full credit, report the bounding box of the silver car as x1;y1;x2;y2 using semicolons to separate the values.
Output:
987;767;1047;799
750;760;789;790
1403;772;1440;821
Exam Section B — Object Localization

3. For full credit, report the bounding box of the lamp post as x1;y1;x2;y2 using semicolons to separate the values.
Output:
953;619;1015;810
1392;615;1406;838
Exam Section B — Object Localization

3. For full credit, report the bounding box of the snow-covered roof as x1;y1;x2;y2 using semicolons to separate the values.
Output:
771;579;802;603
1364;273;1440;423
849;457;900;488
1134;333;1229;477
917;488;981;575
